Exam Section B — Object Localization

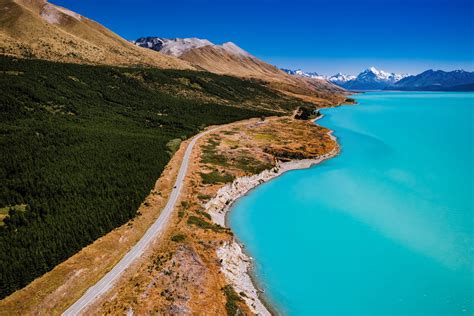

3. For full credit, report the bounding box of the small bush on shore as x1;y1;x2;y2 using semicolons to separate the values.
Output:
222;285;244;316
197;194;212;201
187;216;224;232
200;170;235;184
171;234;186;242
196;209;212;220
295;106;318;120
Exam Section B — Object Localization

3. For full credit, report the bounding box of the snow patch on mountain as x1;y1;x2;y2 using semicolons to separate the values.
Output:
328;73;356;83
281;68;325;79
356;66;408;83
282;66;410;90
330;67;410;90
134;37;212;57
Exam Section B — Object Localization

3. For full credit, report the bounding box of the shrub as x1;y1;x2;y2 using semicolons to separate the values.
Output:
222;285;243;316
200;170;235;184
171;234;186;242
187;216;224;232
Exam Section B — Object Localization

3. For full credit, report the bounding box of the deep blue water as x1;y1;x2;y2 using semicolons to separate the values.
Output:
229;92;473;316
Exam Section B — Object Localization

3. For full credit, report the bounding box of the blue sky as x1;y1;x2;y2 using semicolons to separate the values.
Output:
52;0;473;75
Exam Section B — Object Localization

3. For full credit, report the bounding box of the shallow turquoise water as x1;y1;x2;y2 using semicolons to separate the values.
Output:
229;92;473;316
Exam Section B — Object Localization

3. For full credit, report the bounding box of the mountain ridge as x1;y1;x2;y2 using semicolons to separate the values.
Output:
282;66;407;90
282;66;474;91
281;68;324;79
135;36;347;106
134;37;251;58
391;69;474;91
342;67;409;90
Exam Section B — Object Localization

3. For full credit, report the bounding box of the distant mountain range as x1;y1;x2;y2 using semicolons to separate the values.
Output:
283;67;409;90
282;67;474;91
327;73;356;85
392;69;474;91
280;69;324;79
343;67;409;90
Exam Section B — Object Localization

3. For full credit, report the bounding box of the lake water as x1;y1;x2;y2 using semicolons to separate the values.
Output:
229;92;473;315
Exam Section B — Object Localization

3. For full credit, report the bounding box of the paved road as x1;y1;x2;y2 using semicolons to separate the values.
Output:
63;128;216;315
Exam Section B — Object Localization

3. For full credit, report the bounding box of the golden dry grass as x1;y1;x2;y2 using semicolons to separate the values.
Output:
0;0;193;69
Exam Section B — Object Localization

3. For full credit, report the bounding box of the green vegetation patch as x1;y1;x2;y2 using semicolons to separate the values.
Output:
234;156;274;174
200;170;235;185
197;194;212;201
0;204;28;226
166;138;182;156
196;209;212;220
222;285;244;316
294;105;319;120
171;234;186;242
201;150;229;166
201;137;230;167
187;216;224;232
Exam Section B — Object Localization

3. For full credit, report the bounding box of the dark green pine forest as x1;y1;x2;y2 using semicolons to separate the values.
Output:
0;56;307;298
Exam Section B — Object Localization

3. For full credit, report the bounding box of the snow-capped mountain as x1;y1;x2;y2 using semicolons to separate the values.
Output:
134;37;212;57
328;73;356;84
281;68;325;79
281;67;408;89
134;37;250;58
341;67;409;90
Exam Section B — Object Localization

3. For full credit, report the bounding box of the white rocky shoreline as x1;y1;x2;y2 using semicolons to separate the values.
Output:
205;127;339;315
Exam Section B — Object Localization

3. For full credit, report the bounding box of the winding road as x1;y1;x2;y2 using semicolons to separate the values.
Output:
63;128;216;315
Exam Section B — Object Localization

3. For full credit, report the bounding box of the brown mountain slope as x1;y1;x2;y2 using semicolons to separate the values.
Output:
0;0;193;69
180;44;285;78
173;43;347;106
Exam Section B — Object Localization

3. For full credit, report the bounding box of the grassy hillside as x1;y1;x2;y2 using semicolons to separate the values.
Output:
0;0;192;69
0;56;310;298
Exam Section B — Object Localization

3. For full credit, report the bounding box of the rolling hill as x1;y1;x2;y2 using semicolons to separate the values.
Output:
0;0;193;69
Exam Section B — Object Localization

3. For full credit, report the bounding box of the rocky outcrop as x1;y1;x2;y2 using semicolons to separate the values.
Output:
217;242;270;316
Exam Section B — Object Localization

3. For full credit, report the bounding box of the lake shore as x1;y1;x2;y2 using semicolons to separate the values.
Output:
206;117;339;315
82;115;340;314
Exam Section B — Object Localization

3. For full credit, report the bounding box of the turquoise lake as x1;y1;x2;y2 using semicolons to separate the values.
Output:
229;92;473;315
